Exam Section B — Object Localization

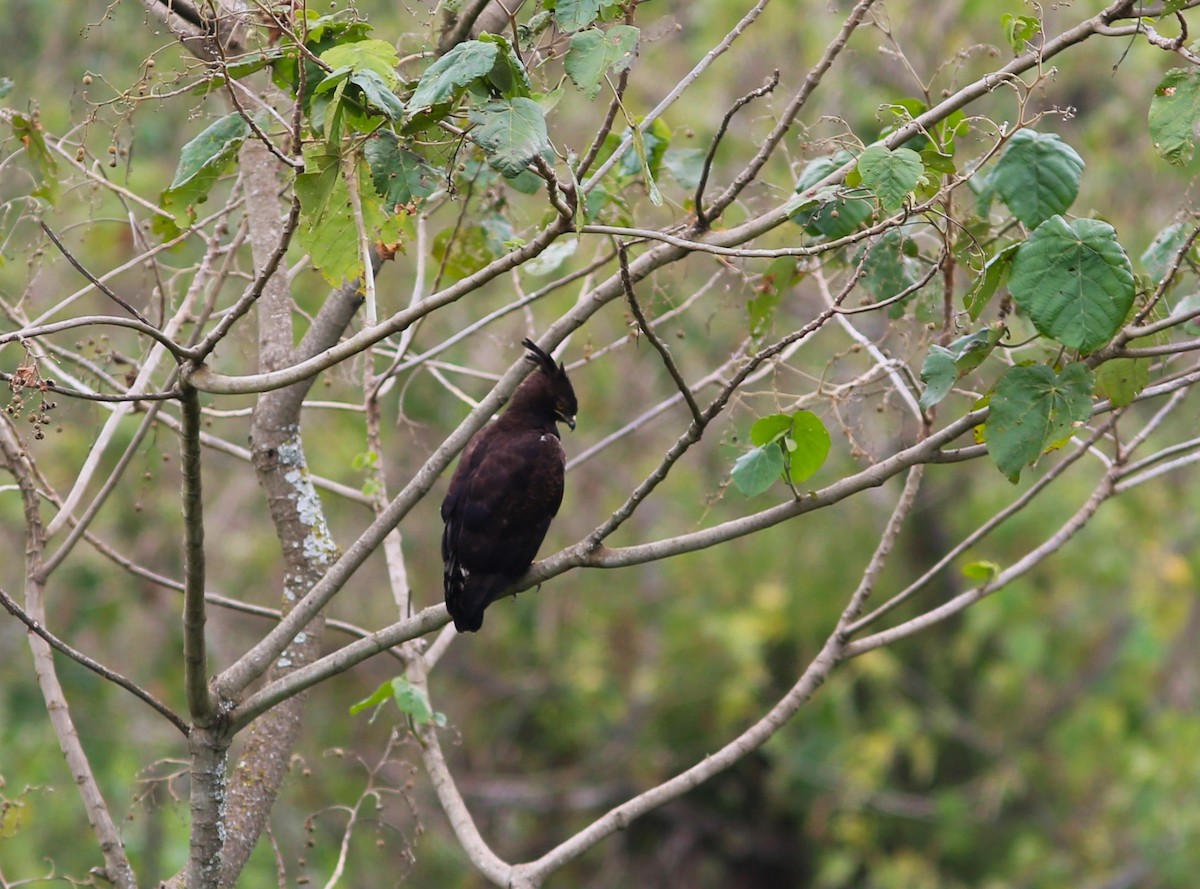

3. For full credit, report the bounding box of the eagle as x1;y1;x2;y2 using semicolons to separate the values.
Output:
441;339;578;632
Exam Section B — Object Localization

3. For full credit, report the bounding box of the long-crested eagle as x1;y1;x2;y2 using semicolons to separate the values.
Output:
441;339;578;632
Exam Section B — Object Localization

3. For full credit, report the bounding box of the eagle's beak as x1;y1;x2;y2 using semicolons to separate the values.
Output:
563;414;576;431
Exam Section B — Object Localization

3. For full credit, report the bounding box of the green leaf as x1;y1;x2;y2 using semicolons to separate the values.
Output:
348;69;405;120
732;444;785;496
1176;292;1200;335
468;97;551;177
479;33;533;98
10;113;59;205
856;145;923;213
859;229;918;303
985;362;1094;482
564;25;639;99
320;38;399;82
351;677;446;726
1008;215;1135;353
523;238;578;275
792;153;872;240
432;223;501;282
159;112;251;226
1140;221;1192;282
191;48;289;96
295;143;343;225
1094;357;1150;407
787;410;831;483
296;146;402;286
555;0;602;33
662;147;705;190
391;677;442;726
349;678;393;716
991;130;1084;227
919;346;959;411
408;40;498;112
965;243;1018;321
962;560;1000;582
750;413;793;446
1001;13;1041;54
918;326;1003;410
364;132;437;208
1149;68;1200;166
749;257;801;340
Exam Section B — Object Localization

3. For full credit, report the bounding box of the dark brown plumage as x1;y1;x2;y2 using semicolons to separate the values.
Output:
441;339;577;632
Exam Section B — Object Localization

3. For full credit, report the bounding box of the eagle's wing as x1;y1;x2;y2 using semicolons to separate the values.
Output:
441;423;565;630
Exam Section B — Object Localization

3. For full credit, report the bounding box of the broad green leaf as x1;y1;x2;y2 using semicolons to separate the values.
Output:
962;560;1000;582
662;147;705;190
10;113;59;204
919;346;959;411
295;143;343;225
159;112;250;226
408;40;498;112
432;224;501;282
349;69;405;120
856;145;923;213
479;33;533;98
391;677;444;726
468;98;551;177
1008;215;1135;353
364;132;437;208
991;130;1084;227
564;25;639;99
731;444;784;496
750;413;793;447
792;153;871;240
523;238;578;276
1149;68;1200;166
965;243;1018;320
985;362;1094;482
565;30;607;98
749;257;801;340
1176;292;1200;335
297;147;402;286
788;410;830;483
320;38;399;82
859;229;918;303
555;0;602;33
350;676;445;726
1140;221;1192;282
1001;13;1041;54
1094;357;1150;407
918;326;1003;410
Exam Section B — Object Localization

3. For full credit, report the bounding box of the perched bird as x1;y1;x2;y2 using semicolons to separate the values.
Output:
441;339;578;632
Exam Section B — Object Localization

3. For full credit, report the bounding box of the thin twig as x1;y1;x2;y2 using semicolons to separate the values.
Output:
40;223;154;326
0;585;188;735
618;243;702;425
695;70;779;229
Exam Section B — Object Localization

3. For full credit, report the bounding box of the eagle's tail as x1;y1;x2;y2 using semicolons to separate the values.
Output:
444;566;511;633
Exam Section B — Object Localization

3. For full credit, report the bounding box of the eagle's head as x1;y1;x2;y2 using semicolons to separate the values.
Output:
514;338;577;431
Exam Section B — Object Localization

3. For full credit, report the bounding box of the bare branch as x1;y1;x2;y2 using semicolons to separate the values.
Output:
0;417;136;889
618;243;702;425
181;385;214;724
